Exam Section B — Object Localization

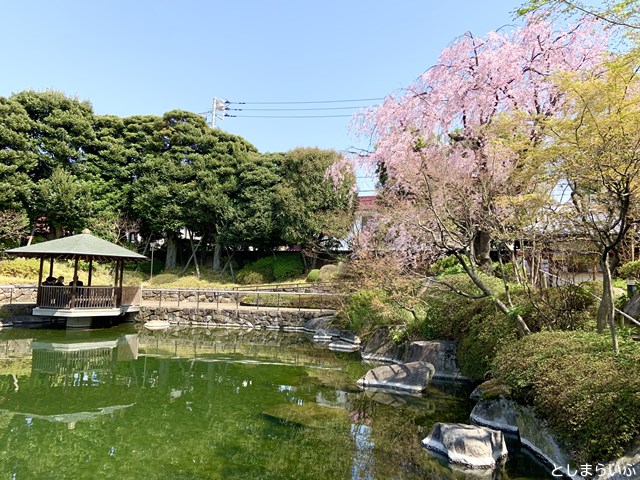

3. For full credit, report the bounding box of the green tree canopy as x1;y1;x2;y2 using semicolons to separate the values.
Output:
275;148;356;259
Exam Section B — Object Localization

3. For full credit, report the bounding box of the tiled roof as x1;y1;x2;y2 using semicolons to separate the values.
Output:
357;195;377;211
6;233;148;262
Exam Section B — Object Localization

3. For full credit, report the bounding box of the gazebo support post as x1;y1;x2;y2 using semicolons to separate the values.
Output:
37;258;44;307
49;258;54;278
38;258;44;286
70;257;79;308
113;260;120;307
117;260;124;306
88;259;93;287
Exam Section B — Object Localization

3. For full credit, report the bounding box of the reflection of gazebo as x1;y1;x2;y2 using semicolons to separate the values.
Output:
31;334;139;377
5;233;147;324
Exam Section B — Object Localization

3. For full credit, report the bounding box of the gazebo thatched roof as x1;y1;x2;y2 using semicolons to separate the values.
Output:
5;233;148;262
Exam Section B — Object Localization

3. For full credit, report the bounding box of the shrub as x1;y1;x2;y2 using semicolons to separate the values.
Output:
416;273;504;340
417;275;516;379
493;331;640;464
0;258;41;278
514;283;597;332
619;260;640;279
492;261;524;283
238;271;270;285
318;264;339;282
336;289;388;333
457;301;519;380
335;289;414;334
428;255;470;276
306;269;321;283
272;253;304;282
236;257;275;285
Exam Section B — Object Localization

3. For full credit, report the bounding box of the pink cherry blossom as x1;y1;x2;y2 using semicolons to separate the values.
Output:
348;14;608;269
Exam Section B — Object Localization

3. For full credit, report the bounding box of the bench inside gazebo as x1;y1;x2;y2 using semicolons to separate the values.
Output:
5;232;148;325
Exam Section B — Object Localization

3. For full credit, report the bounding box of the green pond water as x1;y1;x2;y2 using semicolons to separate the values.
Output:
0;323;552;479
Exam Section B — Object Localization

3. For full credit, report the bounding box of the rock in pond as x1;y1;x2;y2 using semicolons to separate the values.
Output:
470;398;518;434
144;319;171;330
404;340;468;380
328;340;360;352
361;327;406;363
356;361;435;393
303;315;334;333
516;405;576;479
422;422;508;469
313;328;340;344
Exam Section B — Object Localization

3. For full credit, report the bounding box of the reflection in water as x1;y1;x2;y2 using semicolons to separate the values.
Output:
351;423;374;480
0;326;552;480
31;334;138;379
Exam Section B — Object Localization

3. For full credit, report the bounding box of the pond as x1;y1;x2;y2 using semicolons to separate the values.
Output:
0;324;552;479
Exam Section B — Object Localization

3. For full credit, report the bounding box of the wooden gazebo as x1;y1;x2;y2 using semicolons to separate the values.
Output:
5;233;148;322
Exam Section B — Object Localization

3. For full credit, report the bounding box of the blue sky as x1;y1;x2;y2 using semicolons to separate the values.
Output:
1;0;520;192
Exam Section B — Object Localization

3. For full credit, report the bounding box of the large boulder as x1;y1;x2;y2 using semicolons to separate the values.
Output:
469;379;512;402
422;422;508;469
356;361;435;393
516;405;578;479
594;437;640;479
404;340;468;380
470;398;518;434
328;340;360;352
303;315;334;333
361;327;406;363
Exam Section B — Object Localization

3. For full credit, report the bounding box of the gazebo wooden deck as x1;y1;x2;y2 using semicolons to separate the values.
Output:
5;233;148;325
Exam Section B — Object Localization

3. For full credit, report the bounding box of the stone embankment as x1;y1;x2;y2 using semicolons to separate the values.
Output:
134;306;330;330
0;287;37;304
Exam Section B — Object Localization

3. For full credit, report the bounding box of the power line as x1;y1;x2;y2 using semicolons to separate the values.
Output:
203;96;382;123
224;114;355;119
227;105;378;112
227;97;384;105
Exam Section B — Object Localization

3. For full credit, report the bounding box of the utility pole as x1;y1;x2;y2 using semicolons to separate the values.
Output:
211;98;227;128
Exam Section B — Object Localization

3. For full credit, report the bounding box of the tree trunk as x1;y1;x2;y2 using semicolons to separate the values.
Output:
302;250;318;271
473;231;493;273
26;225;36;246
165;231;178;270
212;240;222;271
609;247;621;273
597;252;619;353
191;237;200;279
455;252;531;336
52;226;64;240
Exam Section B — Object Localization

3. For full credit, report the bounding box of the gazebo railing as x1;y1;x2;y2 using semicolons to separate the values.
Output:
121;286;142;306
38;285;119;309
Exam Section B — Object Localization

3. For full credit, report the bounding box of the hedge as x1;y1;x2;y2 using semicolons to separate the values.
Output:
236;253;305;285
240;293;343;310
493;331;640;464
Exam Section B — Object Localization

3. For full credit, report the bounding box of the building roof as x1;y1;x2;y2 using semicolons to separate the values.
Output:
357;195;377;212
5;233;148;262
